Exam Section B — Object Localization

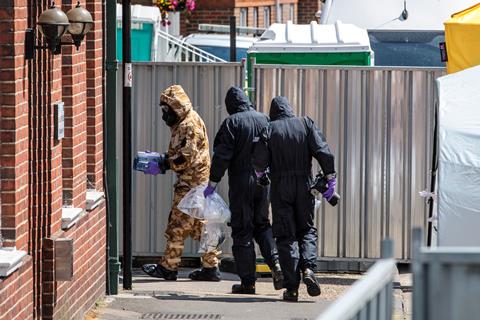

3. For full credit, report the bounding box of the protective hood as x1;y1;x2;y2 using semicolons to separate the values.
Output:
160;85;193;121
269;96;295;120
225;86;254;115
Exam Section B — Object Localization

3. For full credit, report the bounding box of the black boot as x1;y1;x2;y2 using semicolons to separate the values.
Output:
303;268;321;297
232;283;256;294
283;289;299;302
271;261;284;290
188;267;221;282
141;264;178;281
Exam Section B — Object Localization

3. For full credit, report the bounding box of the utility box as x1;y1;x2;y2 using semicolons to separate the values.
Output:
55;238;74;281
247;21;373;91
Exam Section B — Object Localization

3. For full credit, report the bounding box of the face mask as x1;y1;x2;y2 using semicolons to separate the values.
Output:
162;105;179;127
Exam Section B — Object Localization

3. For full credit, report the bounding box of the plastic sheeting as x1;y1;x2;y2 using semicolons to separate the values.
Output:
445;3;480;74
437;65;480;246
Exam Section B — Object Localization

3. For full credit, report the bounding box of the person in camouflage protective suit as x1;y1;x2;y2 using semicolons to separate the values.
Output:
142;85;221;281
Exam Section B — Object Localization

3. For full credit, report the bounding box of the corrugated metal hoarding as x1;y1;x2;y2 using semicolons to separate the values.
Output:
119;62;445;261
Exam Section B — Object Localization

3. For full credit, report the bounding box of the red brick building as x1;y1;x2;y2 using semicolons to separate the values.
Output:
0;0;106;319
180;0;299;35
297;0;323;24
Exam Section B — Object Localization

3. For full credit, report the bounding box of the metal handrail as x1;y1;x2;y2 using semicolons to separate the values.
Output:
317;239;397;320
157;29;226;63
317;259;396;320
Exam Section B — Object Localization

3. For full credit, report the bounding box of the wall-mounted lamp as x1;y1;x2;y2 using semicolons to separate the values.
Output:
25;1;93;59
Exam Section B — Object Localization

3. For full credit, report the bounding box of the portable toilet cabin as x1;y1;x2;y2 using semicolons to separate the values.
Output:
247;21;373;90
116;4;160;62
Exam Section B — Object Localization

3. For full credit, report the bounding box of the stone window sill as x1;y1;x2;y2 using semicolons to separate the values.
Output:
0;248;27;277
86;189;105;211
62;207;85;230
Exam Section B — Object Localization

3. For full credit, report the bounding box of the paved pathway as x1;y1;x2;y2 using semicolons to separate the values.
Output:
87;268;364;320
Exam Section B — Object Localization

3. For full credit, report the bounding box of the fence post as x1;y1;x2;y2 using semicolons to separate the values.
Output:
381;238;394;259
381;238;394;320
412;228;424;320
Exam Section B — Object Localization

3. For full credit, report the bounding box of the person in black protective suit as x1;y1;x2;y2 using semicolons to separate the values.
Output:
204;87;284;294
252;96;337;302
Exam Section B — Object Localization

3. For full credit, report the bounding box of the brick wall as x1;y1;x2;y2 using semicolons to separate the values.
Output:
0;258;34;320
62;0;88;209
180;0;298;35
180;7;234;35
45;204;106;320
0;1;35;319
297;0;322;24
0;0;30;252
0;0;106;319
86;0;104;190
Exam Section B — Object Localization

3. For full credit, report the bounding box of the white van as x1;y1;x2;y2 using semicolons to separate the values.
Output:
319;0;479;66
183;34;257;62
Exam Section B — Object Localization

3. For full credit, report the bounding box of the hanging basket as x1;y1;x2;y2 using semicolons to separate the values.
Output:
156;0;196;26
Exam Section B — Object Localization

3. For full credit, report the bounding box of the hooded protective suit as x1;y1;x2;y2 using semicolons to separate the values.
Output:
159;85;220;271
209;87;279;286
252;96;335;291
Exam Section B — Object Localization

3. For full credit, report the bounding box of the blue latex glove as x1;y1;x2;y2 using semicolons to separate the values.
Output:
144;160;161;175
322;177;337;201
204;184;216;198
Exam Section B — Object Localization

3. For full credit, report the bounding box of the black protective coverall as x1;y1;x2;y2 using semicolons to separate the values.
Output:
252;96;335;290
209;87;279;286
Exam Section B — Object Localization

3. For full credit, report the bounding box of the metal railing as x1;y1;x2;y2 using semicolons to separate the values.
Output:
412;228;480;320
317;239;396;320
157;29;226;63
198;23;266;36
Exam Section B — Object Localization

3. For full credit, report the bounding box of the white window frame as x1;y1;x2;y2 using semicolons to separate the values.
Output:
264;7;271;28
240;8;248;27
253;7;258;28
290;3;295;23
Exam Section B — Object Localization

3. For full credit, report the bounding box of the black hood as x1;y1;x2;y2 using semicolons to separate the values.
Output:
269;96;295;120
225;86;254;115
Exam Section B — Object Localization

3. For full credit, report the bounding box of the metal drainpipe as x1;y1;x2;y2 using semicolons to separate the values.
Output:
275;0;281;23
105;0;120;295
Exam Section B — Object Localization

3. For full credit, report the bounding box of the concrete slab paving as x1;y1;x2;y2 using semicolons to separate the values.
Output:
87;268;364;320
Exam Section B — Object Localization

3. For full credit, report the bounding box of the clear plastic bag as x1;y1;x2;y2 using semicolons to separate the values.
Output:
177;185;231;253
177;185;231;223
198;223;226;253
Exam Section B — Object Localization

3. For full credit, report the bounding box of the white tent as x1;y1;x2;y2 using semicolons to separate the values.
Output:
437;65;480;246
320;0;479;31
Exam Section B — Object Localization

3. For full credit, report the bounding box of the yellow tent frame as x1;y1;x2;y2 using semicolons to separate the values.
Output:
445;3;480;74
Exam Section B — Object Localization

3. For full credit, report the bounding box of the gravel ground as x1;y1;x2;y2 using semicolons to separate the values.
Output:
313;273;363;301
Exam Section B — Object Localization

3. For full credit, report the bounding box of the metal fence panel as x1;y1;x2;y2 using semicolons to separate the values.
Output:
254;65;445;260
412;229;480;320
119;63;444;261
118;62;243;256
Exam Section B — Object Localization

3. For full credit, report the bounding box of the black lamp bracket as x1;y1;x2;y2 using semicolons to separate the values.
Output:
25;28;82;59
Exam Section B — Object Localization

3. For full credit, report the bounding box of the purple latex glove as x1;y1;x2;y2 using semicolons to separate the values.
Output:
322;177;337;201
144;160;161;175
204;185;216;198
255;171;265;178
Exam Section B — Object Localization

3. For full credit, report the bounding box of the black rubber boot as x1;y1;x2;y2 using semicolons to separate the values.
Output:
303;268;321;297
141;264;178;281
188;267;221;282
232;283;256;294
283;289;299;302
271;261;284;290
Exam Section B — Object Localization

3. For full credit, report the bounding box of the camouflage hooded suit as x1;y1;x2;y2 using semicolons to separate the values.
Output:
159;85;220;271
